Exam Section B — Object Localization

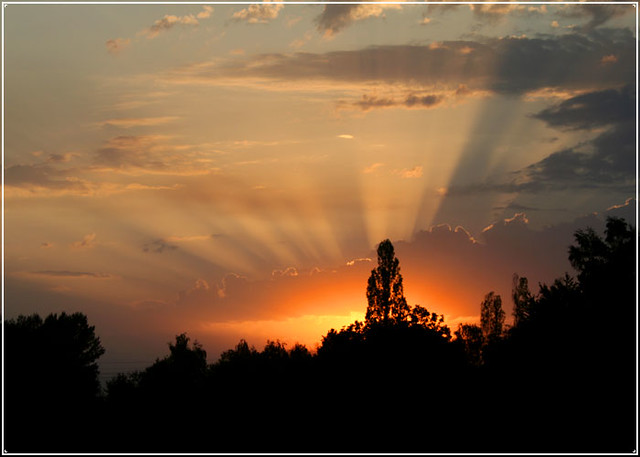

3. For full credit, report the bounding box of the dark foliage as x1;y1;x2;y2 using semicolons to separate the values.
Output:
4;312;105;452
3;217;636;452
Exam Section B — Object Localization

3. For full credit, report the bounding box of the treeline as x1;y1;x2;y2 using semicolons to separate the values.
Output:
4;217;637;453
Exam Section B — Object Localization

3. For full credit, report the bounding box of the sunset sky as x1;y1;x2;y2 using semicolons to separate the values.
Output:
3;2;637;379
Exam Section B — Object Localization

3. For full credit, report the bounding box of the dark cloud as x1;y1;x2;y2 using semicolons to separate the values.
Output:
404;94;442;108
523;85;635;191
142;239;178;254
316;4;357;36
315;4;398;37
190;28;634;96
493;203;568;213
444;83;635;197
532;85;635;130
350;94;396;111
348;93;443;111
487;29;634;94
447;123;635;195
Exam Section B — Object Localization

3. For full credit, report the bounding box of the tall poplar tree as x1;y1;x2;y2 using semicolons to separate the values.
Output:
365;239;410;325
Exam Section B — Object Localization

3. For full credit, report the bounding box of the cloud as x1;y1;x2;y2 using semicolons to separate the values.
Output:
165;235;212;243
347;93;445;112
164;29;634;98
3;160;186;198
556;4;632;31
316;3;401;38
215;273;250;299
272;267;299;277
93;135;213;176
527;125;634;188
607;197;634;212
142;239;178;254
197;6;213;19
532;85;635;131
97;117;179;129
139;6;214;39
482;212;529;234
3;164;94;197
363;163;384;174
469;4;547;24
445;85;635;197
404;94;443;108
144;15;197;38
447;122;635;196
600;54;618;65
346;258;372;266
164;209;590;325
72;233;97;249
397;166;424;179
605;197;636;223
105;38;131;55
337;134;354;140
47;152;75;163
232;2;283;24
521;85;636;192
31;270;113;279
289;31;313;49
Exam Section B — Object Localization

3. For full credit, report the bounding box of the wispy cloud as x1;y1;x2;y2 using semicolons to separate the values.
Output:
165;235;212;243
363;163;384;174
105;38;131;55
106;6;213;52
71;233;97;249
31;270;113;279
556;4;632;32
97;117;179;129
346;257;371;266
142;239;178;254
347;93;444;112
93;135;215;176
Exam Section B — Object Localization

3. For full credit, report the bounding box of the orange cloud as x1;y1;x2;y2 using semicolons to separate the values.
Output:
397;166;423;179
232;2;283;24
141;6;213;39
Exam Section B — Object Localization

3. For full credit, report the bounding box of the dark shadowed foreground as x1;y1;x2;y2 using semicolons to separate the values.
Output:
4;217;636;453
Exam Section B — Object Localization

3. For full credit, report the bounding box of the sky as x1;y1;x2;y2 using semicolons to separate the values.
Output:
2;2;637;380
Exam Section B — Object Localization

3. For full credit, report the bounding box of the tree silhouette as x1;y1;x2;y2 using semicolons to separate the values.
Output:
365;239;411;325
511;274;533;327
480;291;504;343
5;312;105;452
569;216;635;312
7;218;636;453
455;323;483;366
